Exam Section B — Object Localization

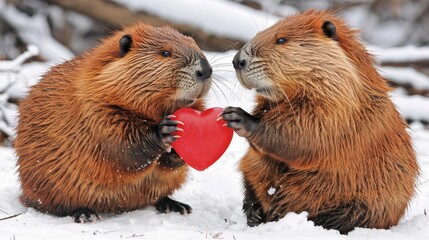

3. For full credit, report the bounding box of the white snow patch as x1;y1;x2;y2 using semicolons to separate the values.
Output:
391;92;429;121
0;0;73;62
379;67;429;90
111;0;280;41
254;0;298;17
3;61;52;100
370;45;429;63
268;187;276;195
0;45;39;73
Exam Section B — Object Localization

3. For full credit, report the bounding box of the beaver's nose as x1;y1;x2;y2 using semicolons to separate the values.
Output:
196;59;212;81
233;51;246;70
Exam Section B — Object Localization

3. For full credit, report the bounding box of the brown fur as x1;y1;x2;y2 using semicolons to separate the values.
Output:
236;10;419;233
15;23;210;216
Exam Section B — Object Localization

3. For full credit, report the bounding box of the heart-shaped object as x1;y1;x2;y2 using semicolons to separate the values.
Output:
171;107;233;171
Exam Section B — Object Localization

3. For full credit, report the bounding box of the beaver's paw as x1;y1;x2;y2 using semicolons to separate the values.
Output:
158;115;183;152
220;107;259;138
72;208;100;223
155;197;192;215
244;203;265;227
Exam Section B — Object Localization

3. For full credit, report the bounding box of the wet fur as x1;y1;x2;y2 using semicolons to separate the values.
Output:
15;23;208;217
233;10;419;233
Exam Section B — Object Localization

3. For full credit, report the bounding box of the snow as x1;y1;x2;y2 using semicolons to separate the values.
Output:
251;0;298;17
0;56;51;138
369;45;429;63
0;51;429;240
0;45;39;73
111;0;280;41
379;66;429;90
0;46;39;138
392;93;429;121
0;0;74;62
5;61;52;100
268;187;276;195
1;0;429;238
342;3;426;48
0;99;16;137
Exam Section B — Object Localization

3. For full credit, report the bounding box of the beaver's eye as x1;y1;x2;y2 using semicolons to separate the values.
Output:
161;51;171;57
276;38;287;45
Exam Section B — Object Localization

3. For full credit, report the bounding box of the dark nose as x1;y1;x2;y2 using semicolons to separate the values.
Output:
196;59;212;81
233;51;246;70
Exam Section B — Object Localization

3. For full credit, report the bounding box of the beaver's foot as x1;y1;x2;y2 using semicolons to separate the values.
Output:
155;196;192;214
242;179;267;227
310;201;369;234
221;107;259;138
245;203;265;227
72;208;100;223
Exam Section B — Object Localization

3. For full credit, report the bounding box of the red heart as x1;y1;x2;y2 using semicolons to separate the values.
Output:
171;107;233;171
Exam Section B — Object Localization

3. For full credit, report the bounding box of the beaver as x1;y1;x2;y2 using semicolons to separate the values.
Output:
221;10;419;234
15;23;212;222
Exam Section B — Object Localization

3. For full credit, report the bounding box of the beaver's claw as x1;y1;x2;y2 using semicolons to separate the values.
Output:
221;107;259;138
158;115;183;152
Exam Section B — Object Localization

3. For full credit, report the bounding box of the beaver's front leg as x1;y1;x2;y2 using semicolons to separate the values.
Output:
153;117;191;215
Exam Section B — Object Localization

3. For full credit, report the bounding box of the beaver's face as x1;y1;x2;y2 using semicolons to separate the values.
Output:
97;24;212;113
233;11;360;103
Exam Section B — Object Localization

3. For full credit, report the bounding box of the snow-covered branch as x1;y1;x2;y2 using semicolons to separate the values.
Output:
0;45;43;142
0;45;39;73
370;46;429;64
0;0;73;62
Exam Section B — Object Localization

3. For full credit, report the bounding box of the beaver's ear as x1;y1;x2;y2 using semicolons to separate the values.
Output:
322;21;336;40
119;34;132;57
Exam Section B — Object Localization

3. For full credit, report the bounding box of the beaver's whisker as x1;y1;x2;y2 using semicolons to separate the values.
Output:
210;82;224;106
214;77;233;86
211;72;234;83
209;51;235;61
269;78;295;119
209;55;236;66
232;78;251;105
267;87;278;117
212;77;240;106
210;63;235;68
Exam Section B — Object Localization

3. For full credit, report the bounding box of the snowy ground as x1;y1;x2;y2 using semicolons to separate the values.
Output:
1;0;428;238
0;51;429;240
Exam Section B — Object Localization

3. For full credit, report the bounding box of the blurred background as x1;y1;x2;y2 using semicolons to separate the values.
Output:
1;0;429;144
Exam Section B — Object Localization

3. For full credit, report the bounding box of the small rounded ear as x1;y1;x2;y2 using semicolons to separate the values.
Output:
119;34;132;57
322;21;336;40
